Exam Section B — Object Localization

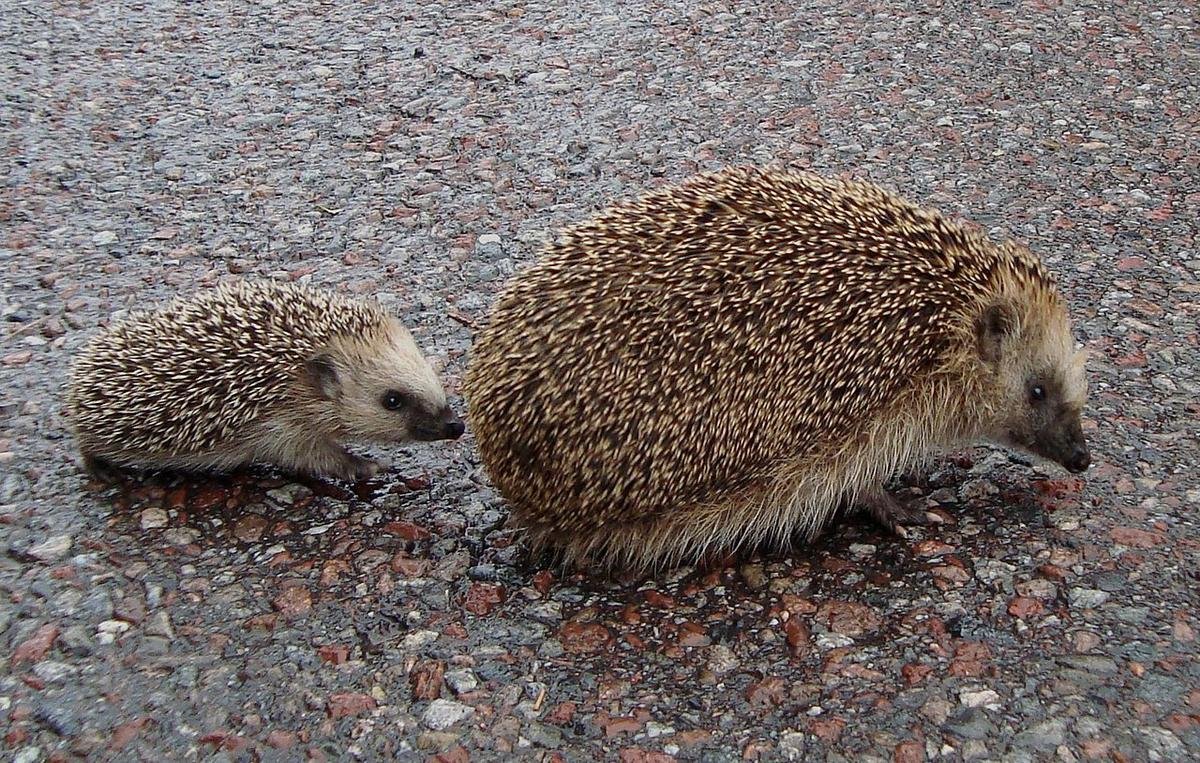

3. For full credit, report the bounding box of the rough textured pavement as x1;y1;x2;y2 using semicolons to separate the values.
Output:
2;1;1198;761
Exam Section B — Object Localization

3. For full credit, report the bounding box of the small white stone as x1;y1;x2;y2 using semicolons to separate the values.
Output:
98;619;132;634
444;669;478;695
705;644;739;675
959;688;1002;709
779;731;806;761
162;528;200;545
140;508;168;530
401;630;439;651
146;611;174;639
422;699;475;730
848;543;877;558
266;484;311;505
1068;587;1110;608
27;535;72;562
1051;515;1082;531
816;632;854;649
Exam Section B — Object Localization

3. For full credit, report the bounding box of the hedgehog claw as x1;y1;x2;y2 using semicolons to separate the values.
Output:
344;455;381;482
318;450;381;482
863;491;937;537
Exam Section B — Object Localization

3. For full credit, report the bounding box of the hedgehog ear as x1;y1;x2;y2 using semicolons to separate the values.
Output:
305;353;342;400
975;302;1015;365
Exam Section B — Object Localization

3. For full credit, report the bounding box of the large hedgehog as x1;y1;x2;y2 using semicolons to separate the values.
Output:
464;166;1090;571
68;280;464;481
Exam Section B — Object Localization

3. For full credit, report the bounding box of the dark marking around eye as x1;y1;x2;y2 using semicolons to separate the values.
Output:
381;390;408;411
1030;384;1046;403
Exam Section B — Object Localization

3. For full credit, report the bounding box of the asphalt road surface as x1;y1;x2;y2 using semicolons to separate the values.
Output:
1;1;1197;761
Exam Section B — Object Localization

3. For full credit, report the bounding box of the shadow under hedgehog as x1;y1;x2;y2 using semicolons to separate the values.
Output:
67;279;464;482
463;166;1090;573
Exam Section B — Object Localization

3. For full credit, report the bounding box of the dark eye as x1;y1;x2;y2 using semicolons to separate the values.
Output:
1030;385;1046;403
381;390;408;411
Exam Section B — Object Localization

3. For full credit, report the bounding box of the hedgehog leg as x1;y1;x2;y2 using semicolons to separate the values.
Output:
860;488;943;538
81;453;123;484
329;450;381;482
256;425;379;482
293;442;380;482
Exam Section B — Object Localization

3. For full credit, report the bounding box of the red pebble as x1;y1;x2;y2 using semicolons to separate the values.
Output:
462;583;505;616
13;623;59;664
326;693;376;720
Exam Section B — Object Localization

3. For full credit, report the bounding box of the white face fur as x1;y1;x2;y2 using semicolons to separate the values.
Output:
306;319;463;444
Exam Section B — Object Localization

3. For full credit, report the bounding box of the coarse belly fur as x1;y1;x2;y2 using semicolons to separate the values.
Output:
78;403;356;480
508;369;989;573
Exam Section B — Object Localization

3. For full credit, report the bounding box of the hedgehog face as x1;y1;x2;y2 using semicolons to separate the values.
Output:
980;302;1090;473
1001;369;1089;473
305;321;464;444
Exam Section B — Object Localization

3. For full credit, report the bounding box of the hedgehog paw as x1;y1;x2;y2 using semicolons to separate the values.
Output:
82;454;123;485
340;454;381;483
314;450;381;482
862;491;941;537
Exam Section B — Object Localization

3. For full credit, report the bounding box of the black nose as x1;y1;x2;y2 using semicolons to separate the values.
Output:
413;407;466;442
1064;446;1091;473
444;418;465;440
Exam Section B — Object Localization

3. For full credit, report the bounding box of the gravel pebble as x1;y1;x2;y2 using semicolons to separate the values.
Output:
444;669;478;695
1014;719;1067;751
422;699;475;731
25;535;73;562
944;708;995;740
33;703;80;737
402;631;439;652
1137;727;1185;761
524;721;563;748
705;644;740;676
816;633;856;650
139;508;169;530
58;625;94;657
959;688;1002;710
145;611;174;639
32;660;79;683
1068;588;1111;608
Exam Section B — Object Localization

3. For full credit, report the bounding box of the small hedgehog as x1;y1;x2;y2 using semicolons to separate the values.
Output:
67;280;464;481
464;166;1090;571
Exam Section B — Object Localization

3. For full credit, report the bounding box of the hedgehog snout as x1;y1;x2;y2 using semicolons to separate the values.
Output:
1032;415;1090;475
442;410;466;440
413;405;465;441
1063;444;1091;474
